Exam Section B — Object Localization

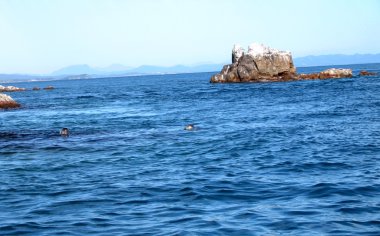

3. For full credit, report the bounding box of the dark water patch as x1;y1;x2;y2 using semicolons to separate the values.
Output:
337;206;380;214
307;182;356;198
76;95;98;99
294;161;353;171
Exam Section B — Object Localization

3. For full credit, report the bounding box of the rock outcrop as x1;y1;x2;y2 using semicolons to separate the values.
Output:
0;93;20;109
0;85;26;92
319;68;352;79
359;70;377;76
44;86;54;90
300;68;353;80
211;43;297;83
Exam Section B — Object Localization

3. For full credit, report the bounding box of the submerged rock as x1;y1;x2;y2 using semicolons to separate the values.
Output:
0;93;20;109
211;43;297;83
300;68;353;80
0;85;26;92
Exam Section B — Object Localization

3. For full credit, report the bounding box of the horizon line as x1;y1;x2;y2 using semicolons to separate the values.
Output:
1;52;380;76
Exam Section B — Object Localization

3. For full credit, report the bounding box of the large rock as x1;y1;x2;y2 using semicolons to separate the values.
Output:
300;68;353;80
319;68;352;79
0;93;20;109
0;85;25;92
211;43;297;83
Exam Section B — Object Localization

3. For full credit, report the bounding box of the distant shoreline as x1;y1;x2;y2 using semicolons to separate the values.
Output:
1;62;379;84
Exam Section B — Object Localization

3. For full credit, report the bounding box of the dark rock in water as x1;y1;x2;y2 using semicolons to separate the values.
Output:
300;68;353;80
359;70;377;76
0;93;20;109
32;87;41;91
211;43;298;83
44;86;54;90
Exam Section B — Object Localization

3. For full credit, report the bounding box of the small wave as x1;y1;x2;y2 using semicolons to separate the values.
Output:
337;206;380;214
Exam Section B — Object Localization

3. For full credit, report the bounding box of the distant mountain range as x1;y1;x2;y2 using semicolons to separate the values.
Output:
1;53;379;83
51;63;226;76
51;53;380;76
51;64;133;76
294;53;380;67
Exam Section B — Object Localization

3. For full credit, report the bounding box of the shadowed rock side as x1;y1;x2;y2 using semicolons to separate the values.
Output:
211;43;298;83
0;93;20;109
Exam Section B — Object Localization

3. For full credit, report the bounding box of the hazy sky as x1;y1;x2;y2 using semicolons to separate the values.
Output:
0;0;379;74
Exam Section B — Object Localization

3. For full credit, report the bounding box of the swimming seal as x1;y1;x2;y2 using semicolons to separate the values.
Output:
184;124;195;131
60;128;69;136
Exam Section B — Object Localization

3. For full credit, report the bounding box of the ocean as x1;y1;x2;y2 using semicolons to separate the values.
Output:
1;64;380;235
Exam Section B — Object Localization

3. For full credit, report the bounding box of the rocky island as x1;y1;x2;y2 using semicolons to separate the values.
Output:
211;43;355;83
211;43;297;83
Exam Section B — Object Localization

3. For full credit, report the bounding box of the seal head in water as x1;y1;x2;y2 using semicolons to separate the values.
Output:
184;124;195;131
60;128;69;136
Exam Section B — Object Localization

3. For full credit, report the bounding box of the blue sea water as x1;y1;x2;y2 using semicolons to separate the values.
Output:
1;64;380;235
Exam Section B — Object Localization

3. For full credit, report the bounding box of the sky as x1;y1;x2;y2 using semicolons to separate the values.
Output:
0;0;379;74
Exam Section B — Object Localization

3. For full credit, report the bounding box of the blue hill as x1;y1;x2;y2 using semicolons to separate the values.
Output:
294;54;380;67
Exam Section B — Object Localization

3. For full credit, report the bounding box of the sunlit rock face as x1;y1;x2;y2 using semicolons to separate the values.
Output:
232;44;245;63
211;43;297;83
0;85;25;92
0;93;20;109
319;68;352;79
299;68;353;80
